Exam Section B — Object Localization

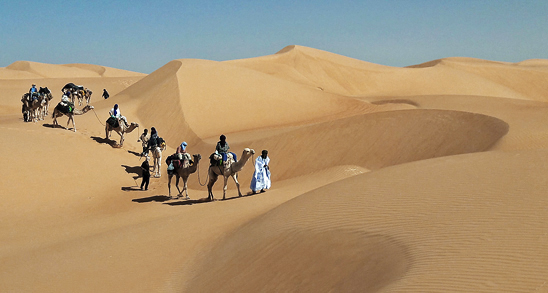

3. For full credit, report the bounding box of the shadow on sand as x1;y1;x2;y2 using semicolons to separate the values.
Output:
132;195;172;203
43;123;73;131
91;136;117;147
164;197;212;206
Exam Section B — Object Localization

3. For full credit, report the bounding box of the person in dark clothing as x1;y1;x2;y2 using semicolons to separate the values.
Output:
102;89;110;99
141;157;150;190
215;134;237;163
146;127;159;152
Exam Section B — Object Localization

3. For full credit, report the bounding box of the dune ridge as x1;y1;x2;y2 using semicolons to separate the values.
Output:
1;45;548;292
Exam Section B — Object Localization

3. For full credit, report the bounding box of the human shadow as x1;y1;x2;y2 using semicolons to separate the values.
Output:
128;150;145;158
122;186;142;192
132;195;172;203
121;164;142;180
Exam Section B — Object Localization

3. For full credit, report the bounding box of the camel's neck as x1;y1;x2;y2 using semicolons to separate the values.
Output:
73;108;90;115
125;124;138;133
232;152;252;173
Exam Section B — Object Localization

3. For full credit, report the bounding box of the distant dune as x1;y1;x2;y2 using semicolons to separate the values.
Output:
1;45;548;292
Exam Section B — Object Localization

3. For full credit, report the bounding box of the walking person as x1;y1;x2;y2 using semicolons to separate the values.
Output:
139;128;149;156
102;89;110;99
140;156;151;190
250;150;271;194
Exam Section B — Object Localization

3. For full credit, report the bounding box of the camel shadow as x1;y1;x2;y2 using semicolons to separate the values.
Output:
43;123;72;131
164;197;212;206
132;195;172;203
91;136;116;146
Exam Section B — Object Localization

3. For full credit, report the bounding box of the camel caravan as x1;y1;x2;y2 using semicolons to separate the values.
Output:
21;83;268;202
21;84;54;122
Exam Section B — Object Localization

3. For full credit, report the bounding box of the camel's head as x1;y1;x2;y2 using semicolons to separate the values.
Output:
193;154;202;161
84;105;94;110
243;148;255;156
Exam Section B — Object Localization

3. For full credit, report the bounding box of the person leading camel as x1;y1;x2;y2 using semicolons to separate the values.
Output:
139;128;149;156
250;150;271;194
140;156;150;190
216;134;237;163
109;104;129;127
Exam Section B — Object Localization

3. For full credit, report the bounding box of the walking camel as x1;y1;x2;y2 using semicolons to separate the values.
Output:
168;154;202;199
51;104;94;132
151;141;166;178
207;148;255;201
105;119;139;147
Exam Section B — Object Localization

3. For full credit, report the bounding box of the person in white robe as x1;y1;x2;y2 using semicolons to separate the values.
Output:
250;150;271;194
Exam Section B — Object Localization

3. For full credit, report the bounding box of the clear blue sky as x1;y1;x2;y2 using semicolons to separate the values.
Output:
1;0;547;73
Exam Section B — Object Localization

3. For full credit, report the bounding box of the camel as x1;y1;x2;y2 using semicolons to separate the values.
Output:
39;87;54;116
207;148;255;201
105;119;139;147
51;104;94;132
168;154;202;199
84;89;92;105
150;141;166;178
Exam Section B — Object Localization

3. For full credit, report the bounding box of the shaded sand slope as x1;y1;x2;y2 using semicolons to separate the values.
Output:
227;45;548;100
217;109;508;183
115;58;408;147
366;95;548;151
186;149;548;292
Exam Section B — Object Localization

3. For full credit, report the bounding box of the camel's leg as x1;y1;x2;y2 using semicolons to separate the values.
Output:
105;125;109;139
168;174;173;198
222;176;229;200
182;176;190;199
71;115;76;132
119;133;124;147
207;171;218;201
174;175;183;197
232;173;242;197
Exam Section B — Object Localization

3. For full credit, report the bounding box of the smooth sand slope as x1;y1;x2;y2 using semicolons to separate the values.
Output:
1;45;548;292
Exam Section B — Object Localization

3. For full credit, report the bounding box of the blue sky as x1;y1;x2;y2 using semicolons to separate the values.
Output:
1;0;547;73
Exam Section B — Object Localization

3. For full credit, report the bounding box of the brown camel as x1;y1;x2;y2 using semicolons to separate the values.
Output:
168;154;202;199
105;119;139;147
22;93;48;122
207;148;255;201
51;104;94;132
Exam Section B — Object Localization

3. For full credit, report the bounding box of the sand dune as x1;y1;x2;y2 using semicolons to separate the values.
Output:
1;46;548;292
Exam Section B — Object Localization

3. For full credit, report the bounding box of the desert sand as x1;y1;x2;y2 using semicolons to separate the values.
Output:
1;45;548;292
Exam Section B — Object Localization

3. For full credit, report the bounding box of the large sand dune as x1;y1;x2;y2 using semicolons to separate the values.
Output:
1;45;548;292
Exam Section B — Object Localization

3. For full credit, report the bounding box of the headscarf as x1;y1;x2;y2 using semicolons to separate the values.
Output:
113;104;119;116
219;134;226;147
180;141;187;151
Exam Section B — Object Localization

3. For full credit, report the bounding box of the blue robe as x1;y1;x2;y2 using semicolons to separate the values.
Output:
250;156;271;192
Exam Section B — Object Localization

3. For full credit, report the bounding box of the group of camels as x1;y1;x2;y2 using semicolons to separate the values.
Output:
167;148;256;202
23;84;256;202
21;87;54;122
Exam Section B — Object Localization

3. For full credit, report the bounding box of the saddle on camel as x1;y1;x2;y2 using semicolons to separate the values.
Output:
166;153;194;175
55;99;75;115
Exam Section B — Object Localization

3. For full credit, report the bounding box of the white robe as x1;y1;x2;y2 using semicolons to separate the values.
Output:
250;156;271;192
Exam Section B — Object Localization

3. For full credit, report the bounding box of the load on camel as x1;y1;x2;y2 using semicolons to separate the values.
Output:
166;153;202;199
105;116;139;147
207;148;255;201
62;83;92;106
51;101;94;132
21;87;53;122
